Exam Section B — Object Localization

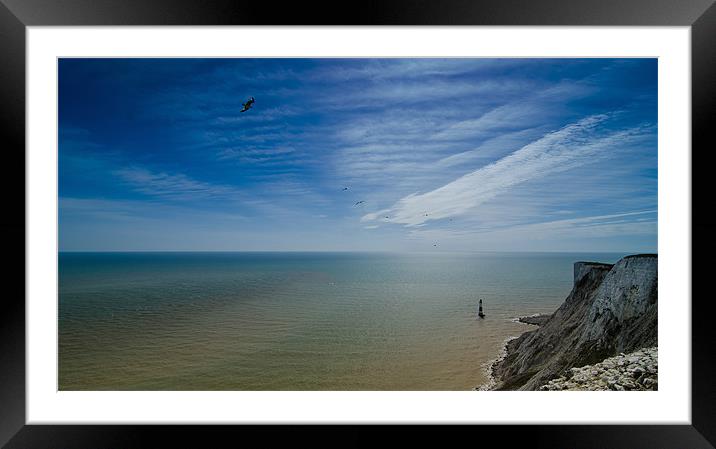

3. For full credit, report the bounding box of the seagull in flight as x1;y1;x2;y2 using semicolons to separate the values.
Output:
240;96;255;113
354;201;365;206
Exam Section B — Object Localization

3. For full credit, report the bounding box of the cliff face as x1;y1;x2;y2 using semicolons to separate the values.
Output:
492;254;657;390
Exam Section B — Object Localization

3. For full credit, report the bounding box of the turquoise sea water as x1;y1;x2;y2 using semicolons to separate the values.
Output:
58;251;627;390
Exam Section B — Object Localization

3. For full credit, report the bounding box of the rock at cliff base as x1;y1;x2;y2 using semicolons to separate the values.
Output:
539;346;657;391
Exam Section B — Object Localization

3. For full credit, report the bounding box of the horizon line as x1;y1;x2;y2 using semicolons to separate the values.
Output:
57;249;656;254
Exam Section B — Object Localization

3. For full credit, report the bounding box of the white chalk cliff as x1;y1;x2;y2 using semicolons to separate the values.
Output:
491;254;658;390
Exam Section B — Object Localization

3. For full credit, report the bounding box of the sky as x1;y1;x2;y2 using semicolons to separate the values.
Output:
58;58;657;252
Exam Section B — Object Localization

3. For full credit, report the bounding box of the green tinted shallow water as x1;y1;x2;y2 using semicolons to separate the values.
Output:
58;251;626;390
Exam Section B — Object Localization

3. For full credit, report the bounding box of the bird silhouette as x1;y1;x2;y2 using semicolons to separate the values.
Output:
354;201;365;206
240;96;255;112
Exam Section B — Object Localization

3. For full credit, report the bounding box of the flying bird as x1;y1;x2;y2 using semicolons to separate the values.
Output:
240;96;255;113
342;187;350;191
354;201;365;206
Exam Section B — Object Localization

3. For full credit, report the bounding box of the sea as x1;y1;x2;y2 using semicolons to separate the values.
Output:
58;251;627;390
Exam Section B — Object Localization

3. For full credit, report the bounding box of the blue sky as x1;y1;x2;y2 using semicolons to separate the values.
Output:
59;58;657;252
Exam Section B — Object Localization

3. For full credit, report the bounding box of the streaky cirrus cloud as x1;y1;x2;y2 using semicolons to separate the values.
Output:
362;114;654;227
403;210;657;252
114;167;243;201
59;58;657;252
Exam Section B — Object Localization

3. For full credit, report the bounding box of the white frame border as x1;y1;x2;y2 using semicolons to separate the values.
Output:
27;26;691;424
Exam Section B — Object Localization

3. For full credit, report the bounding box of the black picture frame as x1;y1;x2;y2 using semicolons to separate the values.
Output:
2;0;714;447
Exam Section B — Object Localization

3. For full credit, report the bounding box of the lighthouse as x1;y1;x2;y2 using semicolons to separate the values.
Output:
478;299;485;318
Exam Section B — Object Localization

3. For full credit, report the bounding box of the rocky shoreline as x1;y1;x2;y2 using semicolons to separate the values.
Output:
477;313;550;390
476;335;519;391
480;254;658;391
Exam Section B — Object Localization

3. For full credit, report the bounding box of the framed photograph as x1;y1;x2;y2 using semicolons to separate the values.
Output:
3;0;715;446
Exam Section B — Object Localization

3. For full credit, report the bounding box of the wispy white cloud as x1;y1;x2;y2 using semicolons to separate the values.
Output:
217;146;295;160
59;197;248;223
435;127;548;168
309;59;533;83
362;114;653;227
114;167;243;201
320;79;534;111
406;210;657;245
215;146;308;167
329;77;597;199
361;208;392;222
214;105;304;123
431;82;593;142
